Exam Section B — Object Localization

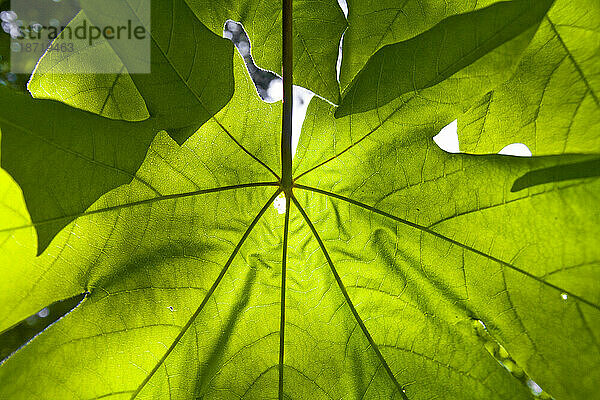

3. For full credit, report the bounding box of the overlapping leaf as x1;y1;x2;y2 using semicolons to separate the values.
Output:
338;0;501;91
294;90;600;399
0;57;285;399
458;0;600;155
337;0;554;116
0;0;235;253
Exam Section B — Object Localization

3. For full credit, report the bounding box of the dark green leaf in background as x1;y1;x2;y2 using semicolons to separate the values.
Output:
187;0;346;103
336;0;555;117
0;0;235;253
338;0;499;92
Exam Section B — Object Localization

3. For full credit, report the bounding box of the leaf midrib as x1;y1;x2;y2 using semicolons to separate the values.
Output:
292;195;410;400
0;114;160;196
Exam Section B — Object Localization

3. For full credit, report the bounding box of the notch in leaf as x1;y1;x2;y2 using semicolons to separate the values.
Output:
0;0;235;254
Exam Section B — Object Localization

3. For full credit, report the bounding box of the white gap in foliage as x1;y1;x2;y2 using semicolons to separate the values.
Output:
434;120;461;153
273;193;287;214
224;20;312;162
434;120;532;157
336;0;348;81
498;143;532;157
337;0;348;17
224;13;533;219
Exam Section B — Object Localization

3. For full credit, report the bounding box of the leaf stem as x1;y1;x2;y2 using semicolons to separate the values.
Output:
281;0;293;191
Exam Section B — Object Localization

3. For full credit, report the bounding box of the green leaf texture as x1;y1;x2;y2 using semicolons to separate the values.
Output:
295;92;600;400
338;0;500;91
458;0;600;155
187;0;346;103
0;0;235;253
336;0;554;116
0;87;157;254
0;1;598;399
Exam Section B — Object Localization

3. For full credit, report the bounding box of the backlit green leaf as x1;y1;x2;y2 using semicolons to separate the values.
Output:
337;0;554;117
458;0;600;155
0;1;598;399
338;0;504;91
0;0;235;253
296;92;600;400
187;0;346;103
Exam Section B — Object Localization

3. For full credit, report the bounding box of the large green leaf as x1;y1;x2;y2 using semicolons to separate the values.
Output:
29;0;235;139
187;0;346;103
0;0;235;253
336;0;554;116
338;0;500;91
0;56;280;329
458;0;600;155
1;1;599;400
294;90;600;400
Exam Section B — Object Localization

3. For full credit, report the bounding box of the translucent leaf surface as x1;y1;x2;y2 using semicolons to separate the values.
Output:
339;0;500;91
0;0;235;253
458;0;600;155
187;0;346;103
336;0;554;116
0;1;598;399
